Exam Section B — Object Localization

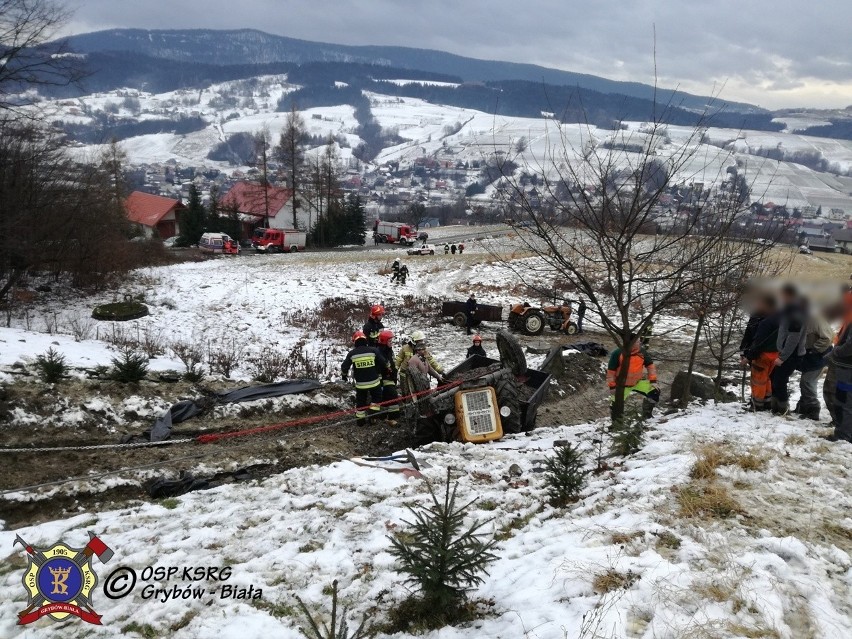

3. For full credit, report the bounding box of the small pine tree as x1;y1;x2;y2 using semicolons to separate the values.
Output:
543;443;586;507
388;469;498;613
179;184;206;246
610;409;646;456
110;347;149;383
35;347;67;383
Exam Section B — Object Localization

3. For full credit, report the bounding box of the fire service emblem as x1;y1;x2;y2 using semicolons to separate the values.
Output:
15;532;114;625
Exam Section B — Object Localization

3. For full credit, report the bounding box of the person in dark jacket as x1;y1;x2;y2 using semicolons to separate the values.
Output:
398;264;409;286
577;299;587;334
827;293;852;442
467;335;487;358
451;243;457;254
795;303;833;420
827;290;852;441
769;284;807;414
465;293;478;335
740;294;779;412
363;304;385;346
342;330;391;426
376;330;400;425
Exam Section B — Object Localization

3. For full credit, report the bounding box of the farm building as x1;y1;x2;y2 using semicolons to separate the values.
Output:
124;191;186;239
220;181;312;237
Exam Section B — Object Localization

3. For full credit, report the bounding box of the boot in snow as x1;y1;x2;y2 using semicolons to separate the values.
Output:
770;397;789;416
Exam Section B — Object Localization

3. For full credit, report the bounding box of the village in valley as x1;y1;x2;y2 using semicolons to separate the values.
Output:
2;2;852;639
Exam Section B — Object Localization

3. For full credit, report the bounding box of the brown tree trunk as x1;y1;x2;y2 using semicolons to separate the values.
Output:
682;312;706;405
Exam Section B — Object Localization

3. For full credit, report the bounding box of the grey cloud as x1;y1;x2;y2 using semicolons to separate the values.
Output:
66;0;852;108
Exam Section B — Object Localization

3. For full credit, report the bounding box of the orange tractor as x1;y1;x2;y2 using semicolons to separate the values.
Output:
508;301;578;336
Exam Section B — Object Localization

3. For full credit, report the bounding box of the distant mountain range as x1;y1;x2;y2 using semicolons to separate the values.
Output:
64;28;761;114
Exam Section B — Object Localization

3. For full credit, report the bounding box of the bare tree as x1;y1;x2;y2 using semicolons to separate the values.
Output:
489;104;777;419
275;104;307;228
0;0;85;111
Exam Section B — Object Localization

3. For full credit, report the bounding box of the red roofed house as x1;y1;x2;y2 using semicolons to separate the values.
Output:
124;191;187;239
220;181;309;237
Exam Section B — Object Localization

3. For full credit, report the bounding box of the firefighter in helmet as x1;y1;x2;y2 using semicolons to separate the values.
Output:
342;330;391;427
363;304;385;346
467;334;487;358
396;330;444;396
376;329;400;425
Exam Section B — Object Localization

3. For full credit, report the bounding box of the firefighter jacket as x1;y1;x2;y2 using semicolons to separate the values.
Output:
377;344;397;384
607;347;657;389
395;343;443;376
363;317;385;346
466;344;487;358
342;345;389;389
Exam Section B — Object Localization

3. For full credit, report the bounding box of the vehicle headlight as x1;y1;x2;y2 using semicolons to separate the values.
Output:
499;406;511;417
444;413;457;425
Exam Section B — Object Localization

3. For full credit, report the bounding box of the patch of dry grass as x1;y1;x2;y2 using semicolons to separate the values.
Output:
689;443;731;480
653;530;682;551
689;443;769;480
592;569;639;594
784;434;807;446
726;623;781;638
609;531;644;546
677;482;743;519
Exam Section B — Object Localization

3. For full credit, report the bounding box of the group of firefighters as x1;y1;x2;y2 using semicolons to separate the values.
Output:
443;243;465;255
342;304;489;427
740;282;852;443
389;259;409;285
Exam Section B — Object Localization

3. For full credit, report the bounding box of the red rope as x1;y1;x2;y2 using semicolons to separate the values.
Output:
196;380;462;444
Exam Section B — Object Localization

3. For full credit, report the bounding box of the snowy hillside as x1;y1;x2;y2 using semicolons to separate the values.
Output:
2;404;851;638
39;77;852;213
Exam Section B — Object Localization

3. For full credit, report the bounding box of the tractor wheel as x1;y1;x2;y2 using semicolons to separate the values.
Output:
564;322;579;335
495;330;527;376
494;373;523;434
452;312;468;328
523;312;545;336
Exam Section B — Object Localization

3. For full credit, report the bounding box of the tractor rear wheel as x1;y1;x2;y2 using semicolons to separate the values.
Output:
494;373;523;434
523;312;545;336
495;330;527;376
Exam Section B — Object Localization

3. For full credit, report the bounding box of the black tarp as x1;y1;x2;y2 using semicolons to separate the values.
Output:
146;379;323;441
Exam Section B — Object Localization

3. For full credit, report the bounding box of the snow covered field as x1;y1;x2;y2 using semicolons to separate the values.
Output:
2;403;850;638
2;242;852;638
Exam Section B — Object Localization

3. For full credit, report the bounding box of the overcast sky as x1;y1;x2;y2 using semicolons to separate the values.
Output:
65;0;852;110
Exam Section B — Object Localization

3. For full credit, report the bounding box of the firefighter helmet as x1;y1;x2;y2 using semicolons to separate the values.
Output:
410;330;425;343
352;330;367;344
378;329;394;345
369;304;385;319
472;334;482;344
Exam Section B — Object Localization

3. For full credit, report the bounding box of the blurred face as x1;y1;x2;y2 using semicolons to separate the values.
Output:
474;339;481;345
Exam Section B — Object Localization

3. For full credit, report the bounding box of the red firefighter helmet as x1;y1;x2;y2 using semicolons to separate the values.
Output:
352;330;367;344
370;304;385;319
472;334;482;344
378;329;394;345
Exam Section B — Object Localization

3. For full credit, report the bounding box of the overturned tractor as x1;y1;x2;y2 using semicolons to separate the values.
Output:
402;331;551;444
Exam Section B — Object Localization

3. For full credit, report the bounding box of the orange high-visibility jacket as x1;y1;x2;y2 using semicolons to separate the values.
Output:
607;347;657;389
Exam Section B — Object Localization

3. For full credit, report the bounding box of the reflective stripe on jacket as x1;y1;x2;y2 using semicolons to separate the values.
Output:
342;345;387;389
